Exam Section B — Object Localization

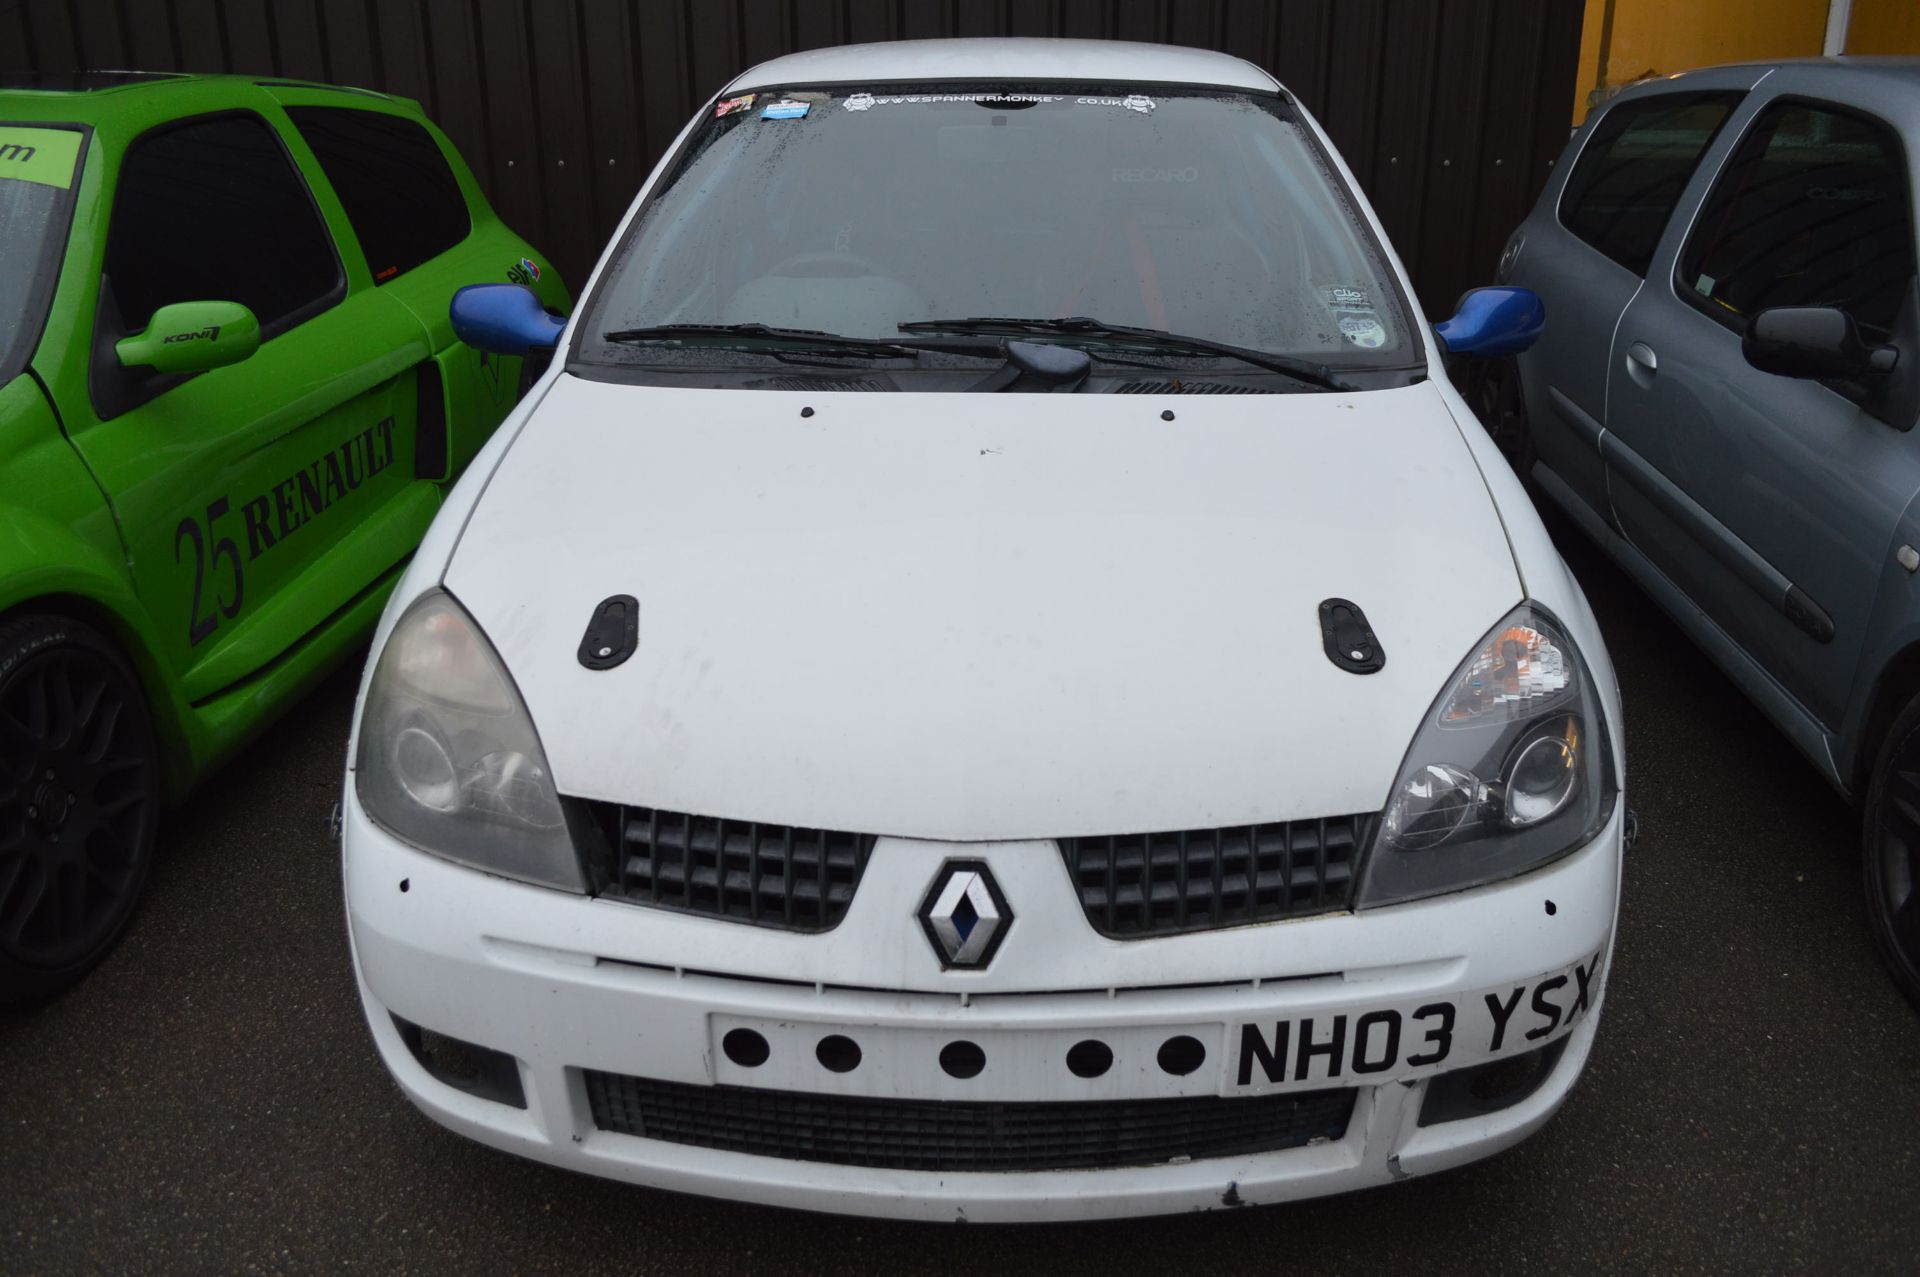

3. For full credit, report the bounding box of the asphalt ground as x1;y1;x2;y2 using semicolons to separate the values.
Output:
5;511;1920;1276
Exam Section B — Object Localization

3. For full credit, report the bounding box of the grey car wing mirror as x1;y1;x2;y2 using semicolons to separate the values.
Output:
1743;306;1898;382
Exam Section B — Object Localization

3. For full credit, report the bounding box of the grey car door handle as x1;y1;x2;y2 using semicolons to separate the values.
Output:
1627;342;1658;374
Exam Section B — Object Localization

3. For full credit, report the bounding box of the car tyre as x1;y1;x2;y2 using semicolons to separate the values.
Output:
1862;692;1920;1011
0;613;160;1003
1464;355;1535;483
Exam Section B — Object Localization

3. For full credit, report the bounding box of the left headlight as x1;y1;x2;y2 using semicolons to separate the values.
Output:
1356;602;1616;908
355;588;584;892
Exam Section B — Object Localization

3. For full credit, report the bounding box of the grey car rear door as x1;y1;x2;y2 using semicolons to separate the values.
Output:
1512;78;1750;527
1602;71;1920;730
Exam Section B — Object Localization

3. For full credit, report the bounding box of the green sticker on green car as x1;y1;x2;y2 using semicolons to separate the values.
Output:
0;126;82;188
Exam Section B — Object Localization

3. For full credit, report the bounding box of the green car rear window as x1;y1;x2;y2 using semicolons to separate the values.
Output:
288;107;470;285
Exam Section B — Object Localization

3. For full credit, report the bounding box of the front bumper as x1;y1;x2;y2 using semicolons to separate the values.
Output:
344;789;1622;1221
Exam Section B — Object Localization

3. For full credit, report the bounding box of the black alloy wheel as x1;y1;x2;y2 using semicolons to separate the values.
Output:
1864;694;1920;1011
0;614;159;1003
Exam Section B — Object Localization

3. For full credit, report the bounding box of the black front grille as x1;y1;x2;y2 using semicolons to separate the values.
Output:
583;1072;1354;1172
1062;815;1373;938
586;803;876;932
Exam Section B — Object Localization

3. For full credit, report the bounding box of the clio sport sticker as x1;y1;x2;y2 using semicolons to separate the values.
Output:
1323;284;1388;349
1225;950;1604;1094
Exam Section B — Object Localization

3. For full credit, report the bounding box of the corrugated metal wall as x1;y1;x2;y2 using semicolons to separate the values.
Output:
4;0;1584;311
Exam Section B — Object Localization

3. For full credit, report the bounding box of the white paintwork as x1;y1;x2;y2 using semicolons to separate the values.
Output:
726;37;1278;95
446;376;1521;839
344;788;1621;1219
345;39;1626;1219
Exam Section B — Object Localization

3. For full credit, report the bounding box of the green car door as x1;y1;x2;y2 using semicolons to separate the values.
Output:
267;87;550;480
64;107;438;703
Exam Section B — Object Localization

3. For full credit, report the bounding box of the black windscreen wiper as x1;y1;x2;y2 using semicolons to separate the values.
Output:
899;316;1360;391
602;323;958;361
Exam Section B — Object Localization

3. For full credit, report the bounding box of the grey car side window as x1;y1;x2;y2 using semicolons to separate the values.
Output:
1677;100;1916;339
1559;92;1743;277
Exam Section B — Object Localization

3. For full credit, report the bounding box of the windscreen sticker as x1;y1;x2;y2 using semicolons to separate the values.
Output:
1113;166;1199;183
844;91;1060;111
0;126;82;189
715;93;756;118
839;91;1157;113
1339;316;1388;349
1078;94;1156;114
760;99;811;119
1323;284;1387;349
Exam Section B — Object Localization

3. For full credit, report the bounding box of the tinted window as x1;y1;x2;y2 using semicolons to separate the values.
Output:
1561;93;1742;275
106;113;339;337
288;107;470;283
1679;101;1915;335
578;86;1413;369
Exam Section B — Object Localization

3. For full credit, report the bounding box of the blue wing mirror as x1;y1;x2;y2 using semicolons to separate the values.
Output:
450;283;566;356
1434;287;1546;357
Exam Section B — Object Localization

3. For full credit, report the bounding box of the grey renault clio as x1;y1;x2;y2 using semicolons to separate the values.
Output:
1486;58;1920;1008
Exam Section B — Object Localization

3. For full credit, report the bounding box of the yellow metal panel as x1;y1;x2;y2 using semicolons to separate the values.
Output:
1847;0;1920;54
1575;0;1611;122
1574;0;1830;123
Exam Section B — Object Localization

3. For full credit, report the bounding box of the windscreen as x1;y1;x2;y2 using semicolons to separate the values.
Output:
0;124;85;384
575;85;1411;369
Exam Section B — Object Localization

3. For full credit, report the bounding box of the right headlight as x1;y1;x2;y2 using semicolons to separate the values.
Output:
1356;602;1617;908
354;588;584;892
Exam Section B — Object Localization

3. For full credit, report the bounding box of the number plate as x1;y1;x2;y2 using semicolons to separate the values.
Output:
1222;951;1605;1094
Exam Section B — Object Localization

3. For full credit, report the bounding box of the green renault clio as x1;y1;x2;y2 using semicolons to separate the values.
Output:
0;71;568;1000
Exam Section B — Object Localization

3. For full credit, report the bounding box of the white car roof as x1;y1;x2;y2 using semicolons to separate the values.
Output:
725;37;1279;95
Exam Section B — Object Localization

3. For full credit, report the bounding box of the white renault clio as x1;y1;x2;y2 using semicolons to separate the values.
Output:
344;38;1625;1221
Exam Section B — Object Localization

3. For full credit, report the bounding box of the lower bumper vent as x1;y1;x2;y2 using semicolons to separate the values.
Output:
582;1072;1354;1172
